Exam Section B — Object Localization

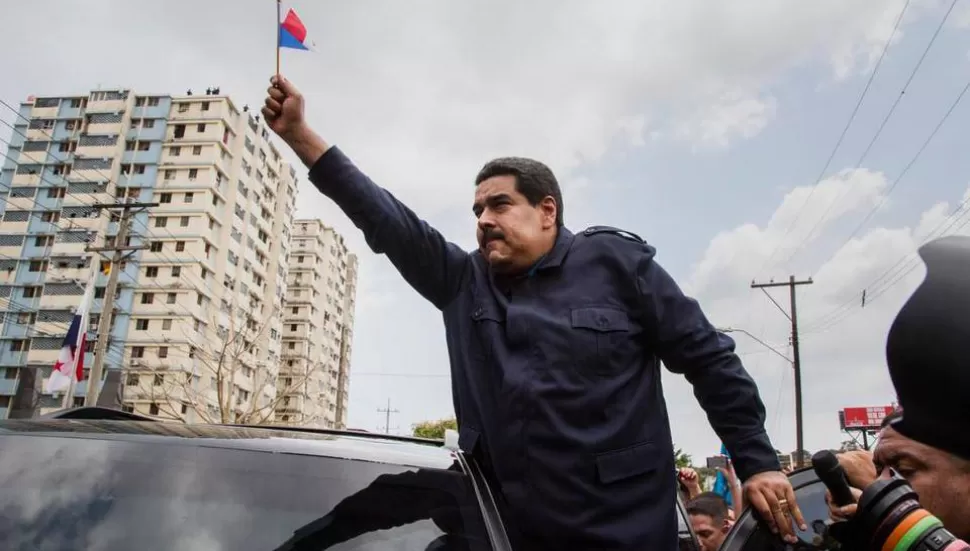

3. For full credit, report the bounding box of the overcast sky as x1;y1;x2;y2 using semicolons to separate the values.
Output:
3;0;970;462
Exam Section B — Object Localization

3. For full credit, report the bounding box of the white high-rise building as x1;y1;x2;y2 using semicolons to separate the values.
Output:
277;219;358;429
0;89;298;422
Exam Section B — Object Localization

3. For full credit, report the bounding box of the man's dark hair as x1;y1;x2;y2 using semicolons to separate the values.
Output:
475;157;564;227
686;492;729;523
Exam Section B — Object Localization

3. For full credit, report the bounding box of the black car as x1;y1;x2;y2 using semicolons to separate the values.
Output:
0;407;698;550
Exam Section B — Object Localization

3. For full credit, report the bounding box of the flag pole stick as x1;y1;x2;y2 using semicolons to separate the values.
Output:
276;0;282;77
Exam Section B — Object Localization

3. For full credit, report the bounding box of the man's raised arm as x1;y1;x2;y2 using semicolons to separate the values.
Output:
262;76;468;310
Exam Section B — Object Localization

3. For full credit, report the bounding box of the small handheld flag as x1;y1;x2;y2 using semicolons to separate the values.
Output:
277;2;314;74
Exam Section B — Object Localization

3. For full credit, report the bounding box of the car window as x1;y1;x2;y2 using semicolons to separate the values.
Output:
0;434;492;551
719;471;841;551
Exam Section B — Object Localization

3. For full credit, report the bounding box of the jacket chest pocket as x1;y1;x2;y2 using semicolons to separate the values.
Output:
570;306;635;375
469;305;504;362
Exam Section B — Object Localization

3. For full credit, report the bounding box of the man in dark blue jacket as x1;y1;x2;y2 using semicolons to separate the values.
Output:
262;76;806;549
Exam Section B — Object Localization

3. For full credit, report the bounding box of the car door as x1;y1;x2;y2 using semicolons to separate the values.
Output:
718;469;838;551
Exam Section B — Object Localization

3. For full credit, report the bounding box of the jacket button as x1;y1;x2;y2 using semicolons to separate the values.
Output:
597;316;608;326
473;307;483;319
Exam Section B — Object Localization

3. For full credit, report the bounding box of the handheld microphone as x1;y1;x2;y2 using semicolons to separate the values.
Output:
812;450;856;506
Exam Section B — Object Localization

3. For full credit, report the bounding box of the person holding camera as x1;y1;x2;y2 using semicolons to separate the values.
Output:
823;235;970;549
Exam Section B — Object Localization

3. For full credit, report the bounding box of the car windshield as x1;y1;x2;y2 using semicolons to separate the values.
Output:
0;432;493;551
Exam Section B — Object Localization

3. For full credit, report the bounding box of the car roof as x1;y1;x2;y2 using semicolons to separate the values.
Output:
0;409;458;471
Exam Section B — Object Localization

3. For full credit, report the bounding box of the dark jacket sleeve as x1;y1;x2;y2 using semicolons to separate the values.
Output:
636;251;780;481
307;146;469;310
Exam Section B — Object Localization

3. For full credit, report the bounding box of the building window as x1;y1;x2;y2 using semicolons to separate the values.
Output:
162;319;173;330
197;123;206;133
171;266;181;277
188;169;198;180
136;319;149;330
170;146;181;157
149;403;159;415
28;260;47;272
126;374;139;386
155;217;167;228
158;346;168;358
174;241;185;252
178;103;189;113
184;192;194;203
22;286;39;298
146;266;158;278
192;145;202;155
132;346;145;358
164;169;174;180
47;188;65;199
143;119;155;128
180;216;190;227
160;193;172;203
150;242;163;252
174;124;185;139
167;292;177;304
141;292;154;304
201;102;210;111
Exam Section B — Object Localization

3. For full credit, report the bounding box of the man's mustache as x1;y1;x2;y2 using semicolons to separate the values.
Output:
480;229;505;247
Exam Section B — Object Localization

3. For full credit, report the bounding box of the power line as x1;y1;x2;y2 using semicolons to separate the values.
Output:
750;0;912;278
780;0;958;267
802;190;970;334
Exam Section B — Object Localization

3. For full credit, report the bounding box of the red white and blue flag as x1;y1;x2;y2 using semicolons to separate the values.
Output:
45;281;95;394
278;6;315;51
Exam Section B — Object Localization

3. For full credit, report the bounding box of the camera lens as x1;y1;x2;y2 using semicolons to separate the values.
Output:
856;478;962;551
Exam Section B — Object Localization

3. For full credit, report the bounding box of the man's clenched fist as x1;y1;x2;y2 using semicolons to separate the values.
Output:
262;76;329;168
263;76;306;142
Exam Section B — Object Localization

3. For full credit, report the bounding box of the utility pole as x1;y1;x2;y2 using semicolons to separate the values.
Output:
377;398;399;435
751;275;813;467
83;201;156;406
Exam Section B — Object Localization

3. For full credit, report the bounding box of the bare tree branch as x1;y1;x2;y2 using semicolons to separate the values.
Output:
121;304;321;426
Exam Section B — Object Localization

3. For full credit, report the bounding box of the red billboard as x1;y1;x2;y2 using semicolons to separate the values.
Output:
841;406;895;430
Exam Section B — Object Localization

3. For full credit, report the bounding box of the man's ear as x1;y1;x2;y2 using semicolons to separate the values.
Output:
721;519;732;533
538;196;557;228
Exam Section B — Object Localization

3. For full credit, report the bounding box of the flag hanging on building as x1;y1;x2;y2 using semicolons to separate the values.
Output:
45;280;96;394
278;5;315;51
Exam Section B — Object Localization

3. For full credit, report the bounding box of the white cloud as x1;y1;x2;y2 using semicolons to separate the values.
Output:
673;94;778;149
669;172;970;459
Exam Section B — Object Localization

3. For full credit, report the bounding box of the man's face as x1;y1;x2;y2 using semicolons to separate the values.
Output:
689;513;730;551
874;427;970;539
473;175;557;274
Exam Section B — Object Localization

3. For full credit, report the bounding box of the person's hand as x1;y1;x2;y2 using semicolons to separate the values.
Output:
826;487;863;522
263;75;307;142
261;76;329;167
716;457;738;484
838;450;877;488
743;470;808;544
678;467;702;497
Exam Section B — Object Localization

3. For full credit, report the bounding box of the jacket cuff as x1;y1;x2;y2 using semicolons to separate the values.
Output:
729;431;782;481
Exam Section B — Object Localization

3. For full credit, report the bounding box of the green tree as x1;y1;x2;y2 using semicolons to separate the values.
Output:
674;447;692;469
412;417;458;439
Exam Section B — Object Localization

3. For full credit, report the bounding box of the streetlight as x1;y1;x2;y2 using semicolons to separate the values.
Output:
717;326;803;466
